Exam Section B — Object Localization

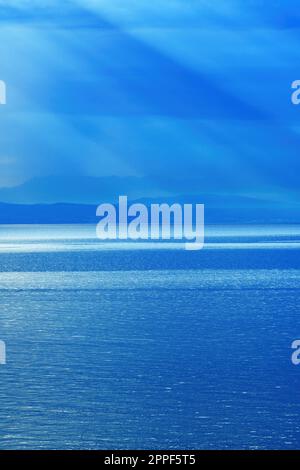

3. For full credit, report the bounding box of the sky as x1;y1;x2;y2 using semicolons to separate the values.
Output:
0;0;299;204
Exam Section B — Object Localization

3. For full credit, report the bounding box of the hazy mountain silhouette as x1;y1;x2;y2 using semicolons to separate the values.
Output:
0;175;298;223
0;192;298;224
0;175;167;204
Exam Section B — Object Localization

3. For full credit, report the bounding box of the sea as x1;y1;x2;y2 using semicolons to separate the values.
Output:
0;224;299;450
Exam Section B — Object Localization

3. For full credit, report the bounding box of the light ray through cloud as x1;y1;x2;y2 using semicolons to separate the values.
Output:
0;0;299;203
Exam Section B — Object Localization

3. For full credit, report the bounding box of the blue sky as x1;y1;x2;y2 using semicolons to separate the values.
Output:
0;0;299;203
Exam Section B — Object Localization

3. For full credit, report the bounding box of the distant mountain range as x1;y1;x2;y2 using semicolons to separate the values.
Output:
0;175;169;204
0;175;298;224
0;195;298;225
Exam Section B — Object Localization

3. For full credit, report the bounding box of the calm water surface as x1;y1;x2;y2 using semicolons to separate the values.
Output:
0;224;299;449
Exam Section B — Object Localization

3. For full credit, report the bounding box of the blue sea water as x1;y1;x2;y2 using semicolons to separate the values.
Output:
0;224;300;450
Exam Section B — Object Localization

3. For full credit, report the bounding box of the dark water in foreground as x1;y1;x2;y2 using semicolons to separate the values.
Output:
0;225;300;450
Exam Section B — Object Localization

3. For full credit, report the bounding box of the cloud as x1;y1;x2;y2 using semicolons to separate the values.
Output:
0;0;299;201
